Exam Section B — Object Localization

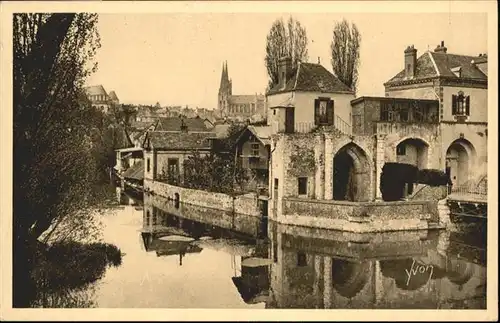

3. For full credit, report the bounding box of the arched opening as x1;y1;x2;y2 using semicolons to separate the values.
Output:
446;139;476;187
333;143;371;201
395;138;429;169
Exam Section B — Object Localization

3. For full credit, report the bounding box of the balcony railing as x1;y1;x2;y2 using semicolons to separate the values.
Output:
375;121;439;136
272;114;352;136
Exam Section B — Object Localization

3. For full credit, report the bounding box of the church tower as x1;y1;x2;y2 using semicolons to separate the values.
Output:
218;61;232;117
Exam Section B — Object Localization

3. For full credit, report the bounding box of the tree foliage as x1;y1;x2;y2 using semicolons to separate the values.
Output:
265;17;308;89
13;13;109;244
180;151;248;195
330;19;361;93
12;14;114;307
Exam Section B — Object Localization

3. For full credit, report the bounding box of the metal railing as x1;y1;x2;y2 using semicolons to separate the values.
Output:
375;121;438;136
272;115;352;136
451;180;487;197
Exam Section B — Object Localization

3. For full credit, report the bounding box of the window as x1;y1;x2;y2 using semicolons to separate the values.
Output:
297;252;307;267
251;143;260;156
380;103;389;121
146;210;151;225
314;98;334;125
167;158;179;173
273;109;276;115
452;91;470;116
396;144;406;156
274;178;279;191
298;177;308;195
147;158;151;172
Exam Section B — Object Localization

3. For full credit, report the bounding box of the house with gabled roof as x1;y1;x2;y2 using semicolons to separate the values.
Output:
142;130;215;184
382;41;488;189
266;57;355;135
232;125;272;194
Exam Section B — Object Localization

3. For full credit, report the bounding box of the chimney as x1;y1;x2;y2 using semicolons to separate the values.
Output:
434;40;448;53
278;56;292;89
404;45;417;79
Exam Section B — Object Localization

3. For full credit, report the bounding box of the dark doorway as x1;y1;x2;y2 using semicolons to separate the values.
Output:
333;151;355;201
285;107;295;133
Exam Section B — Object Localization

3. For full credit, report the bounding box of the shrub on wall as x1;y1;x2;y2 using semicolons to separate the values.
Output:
416;169;451;187
288;146;316;177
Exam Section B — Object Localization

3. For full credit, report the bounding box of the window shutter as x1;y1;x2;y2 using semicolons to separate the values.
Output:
314;99;320;125
327;100;334;125
452;95;457;115
465;96;470;116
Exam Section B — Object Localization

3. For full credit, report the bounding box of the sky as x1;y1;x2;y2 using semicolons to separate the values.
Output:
85;12;488;110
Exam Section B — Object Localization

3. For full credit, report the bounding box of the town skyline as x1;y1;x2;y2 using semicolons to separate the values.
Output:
86;12;488;109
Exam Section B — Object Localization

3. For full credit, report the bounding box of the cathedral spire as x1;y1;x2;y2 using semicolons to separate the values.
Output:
219;61;226;94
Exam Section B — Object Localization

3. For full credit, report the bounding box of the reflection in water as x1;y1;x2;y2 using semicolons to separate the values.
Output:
35;192;487;309
267;224;486;309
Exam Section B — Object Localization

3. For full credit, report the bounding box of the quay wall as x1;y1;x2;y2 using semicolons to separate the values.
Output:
280;197;437;232
144;179;261;217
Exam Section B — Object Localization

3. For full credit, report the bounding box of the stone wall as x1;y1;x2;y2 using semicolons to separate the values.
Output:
144;179;261;217
410;185;448;201
280;197;436;232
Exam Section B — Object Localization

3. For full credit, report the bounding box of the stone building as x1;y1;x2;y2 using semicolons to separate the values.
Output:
143;130;215;183
217;61;266;121
264;44;487;230
84;84;118;113
265;57;367;222
382;41;488;188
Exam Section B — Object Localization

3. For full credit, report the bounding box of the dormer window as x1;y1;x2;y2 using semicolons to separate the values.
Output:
452;91;470;117
451;66;462;78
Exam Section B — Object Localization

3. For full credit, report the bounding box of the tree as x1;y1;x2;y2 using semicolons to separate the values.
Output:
330;19;361;93
13;13;102;307
265;17;308;89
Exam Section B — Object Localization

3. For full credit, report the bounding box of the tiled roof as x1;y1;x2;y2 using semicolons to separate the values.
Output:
431;52;487;79
108;91;119;101
385;51;487;85
156;117;210;132
234;125;272;146
146;131;215;150
85;85;107;96
130;120;157;130
123;160;144;181
213;124;231;138
267;62;354;95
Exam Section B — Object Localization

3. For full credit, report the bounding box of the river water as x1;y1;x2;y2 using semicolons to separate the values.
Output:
36;192;487;309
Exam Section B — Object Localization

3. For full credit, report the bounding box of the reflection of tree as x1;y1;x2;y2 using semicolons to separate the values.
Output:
379;258;446;291
30;242;122;307
31;284;98;308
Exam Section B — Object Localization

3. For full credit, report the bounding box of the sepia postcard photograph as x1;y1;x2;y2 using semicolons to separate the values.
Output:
0;0;498;321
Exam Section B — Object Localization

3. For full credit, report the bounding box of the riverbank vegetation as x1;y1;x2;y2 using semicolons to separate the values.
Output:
13;13;123;307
